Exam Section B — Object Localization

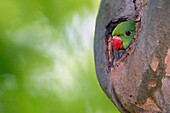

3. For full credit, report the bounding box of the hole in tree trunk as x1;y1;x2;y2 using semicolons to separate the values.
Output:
105;16;140;72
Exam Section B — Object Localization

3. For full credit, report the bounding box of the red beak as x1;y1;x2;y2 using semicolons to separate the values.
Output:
112;36;123;53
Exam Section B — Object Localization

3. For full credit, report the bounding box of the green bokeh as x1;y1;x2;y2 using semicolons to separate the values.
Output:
0;0;120;113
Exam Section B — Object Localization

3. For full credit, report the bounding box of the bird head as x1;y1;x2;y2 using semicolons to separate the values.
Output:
112;21;137;53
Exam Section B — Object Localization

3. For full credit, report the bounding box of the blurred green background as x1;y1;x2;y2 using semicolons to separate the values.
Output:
0;0;120;113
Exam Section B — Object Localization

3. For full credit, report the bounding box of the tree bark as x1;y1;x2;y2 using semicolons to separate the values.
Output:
94;0;170;113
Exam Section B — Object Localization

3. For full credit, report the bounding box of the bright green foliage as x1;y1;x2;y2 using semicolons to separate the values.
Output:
112;21;137;49
0;0;120;113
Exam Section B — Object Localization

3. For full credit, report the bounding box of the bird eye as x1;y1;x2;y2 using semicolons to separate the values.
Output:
125;31;131;37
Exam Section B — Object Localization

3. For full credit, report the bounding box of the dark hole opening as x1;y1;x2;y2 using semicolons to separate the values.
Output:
105;16;129;72
105;16;139;72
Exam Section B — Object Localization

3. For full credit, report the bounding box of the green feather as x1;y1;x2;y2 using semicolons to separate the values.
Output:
112;21;137;49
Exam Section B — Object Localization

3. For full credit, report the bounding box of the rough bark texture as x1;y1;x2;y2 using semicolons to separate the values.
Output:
94;0;170;113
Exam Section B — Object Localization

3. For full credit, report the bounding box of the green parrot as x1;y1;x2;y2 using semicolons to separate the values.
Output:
112;21;137;53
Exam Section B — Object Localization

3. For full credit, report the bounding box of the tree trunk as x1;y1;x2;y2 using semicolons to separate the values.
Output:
94;0;170;113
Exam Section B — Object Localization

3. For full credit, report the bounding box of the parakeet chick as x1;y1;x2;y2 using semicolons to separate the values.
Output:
112;21;137;53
